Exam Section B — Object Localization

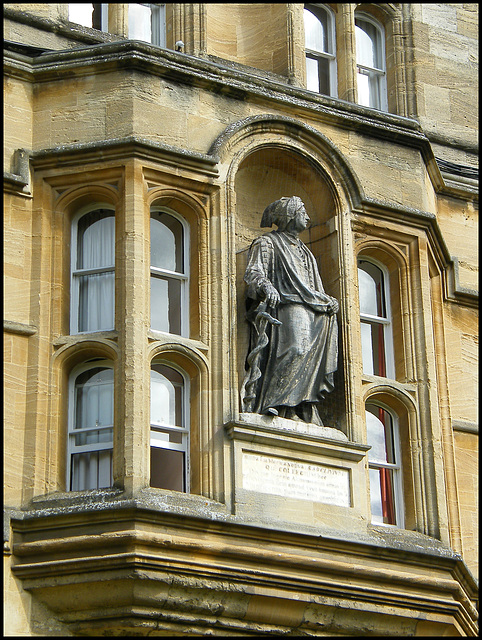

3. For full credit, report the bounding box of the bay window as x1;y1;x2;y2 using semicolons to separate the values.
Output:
150;209;189;336
150;363;190;492
68;362;114;491
304;4;337;97
71;208;115;334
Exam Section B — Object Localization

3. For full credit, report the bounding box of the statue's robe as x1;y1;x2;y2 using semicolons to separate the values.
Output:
244;230;338;415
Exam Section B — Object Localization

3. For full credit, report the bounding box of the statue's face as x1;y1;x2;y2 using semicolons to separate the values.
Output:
292;204;310;232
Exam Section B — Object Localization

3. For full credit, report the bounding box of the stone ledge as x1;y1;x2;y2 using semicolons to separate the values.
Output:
3;320;37;336
9;500;478;636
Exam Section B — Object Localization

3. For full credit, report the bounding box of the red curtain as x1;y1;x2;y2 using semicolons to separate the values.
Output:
377;406;395;524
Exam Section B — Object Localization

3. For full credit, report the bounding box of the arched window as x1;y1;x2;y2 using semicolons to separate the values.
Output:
366;403;404;526
304;4;337;97
150;363;189;492
358;258;395;378
355;13;387;110
71;208;115;334
128;3;166;47
68;362;114;491
150;209;189;336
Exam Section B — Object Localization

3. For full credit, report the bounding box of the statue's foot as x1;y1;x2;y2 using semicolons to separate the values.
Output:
265;407;279;416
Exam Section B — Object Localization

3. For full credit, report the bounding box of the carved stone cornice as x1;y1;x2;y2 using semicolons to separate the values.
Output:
10;491;478;636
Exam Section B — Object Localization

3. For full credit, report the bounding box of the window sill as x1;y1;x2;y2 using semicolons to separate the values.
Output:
147;329;209;354
53;330;119;348
361;374;418;393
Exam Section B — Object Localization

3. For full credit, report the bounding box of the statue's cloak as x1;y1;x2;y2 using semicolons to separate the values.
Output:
244;230;338;414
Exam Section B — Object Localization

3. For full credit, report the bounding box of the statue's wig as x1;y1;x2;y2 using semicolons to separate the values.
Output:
260;196;304;229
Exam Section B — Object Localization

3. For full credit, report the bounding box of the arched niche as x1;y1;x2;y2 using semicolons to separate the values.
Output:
234;145;346;431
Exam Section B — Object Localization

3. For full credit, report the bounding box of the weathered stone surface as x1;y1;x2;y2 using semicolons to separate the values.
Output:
3;3;478;636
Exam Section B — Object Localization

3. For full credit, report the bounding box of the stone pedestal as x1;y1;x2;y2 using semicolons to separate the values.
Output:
225;413;371;531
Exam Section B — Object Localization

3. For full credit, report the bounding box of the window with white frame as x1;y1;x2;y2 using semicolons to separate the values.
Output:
358;258;395;378
355;14;387;110
366;403;403;526
128;3;166;47
68;362;114;491
68;3;108;32
71;207;115;334
304;4;337;97
150;363;189;491
150;209;189;336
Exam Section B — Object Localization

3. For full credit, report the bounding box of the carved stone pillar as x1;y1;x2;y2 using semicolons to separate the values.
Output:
107;4;129;39
335;4;357;103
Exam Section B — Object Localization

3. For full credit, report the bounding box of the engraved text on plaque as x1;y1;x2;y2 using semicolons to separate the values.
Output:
242;452;351;507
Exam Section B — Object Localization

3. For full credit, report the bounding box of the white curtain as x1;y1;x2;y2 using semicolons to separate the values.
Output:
78;215;115;332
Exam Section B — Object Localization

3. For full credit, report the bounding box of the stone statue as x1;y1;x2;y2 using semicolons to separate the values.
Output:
241;196;338;426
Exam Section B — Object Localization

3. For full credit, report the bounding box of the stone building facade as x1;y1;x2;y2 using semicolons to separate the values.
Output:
4;3;478;636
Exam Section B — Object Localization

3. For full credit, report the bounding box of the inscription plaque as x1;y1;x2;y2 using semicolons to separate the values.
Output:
242;452;351;507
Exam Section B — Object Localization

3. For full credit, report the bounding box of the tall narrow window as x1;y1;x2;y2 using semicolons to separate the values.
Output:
150;363;189;492
358;259;394;378
68;4;108;31
68;363;114;491
128;3;166;47
71;208;115;334
366;403;403;526
304;4;337;96
355;14;387;110
150;209;188;336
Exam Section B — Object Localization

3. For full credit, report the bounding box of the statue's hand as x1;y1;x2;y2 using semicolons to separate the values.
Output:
261;282;280;307
328;298;339;315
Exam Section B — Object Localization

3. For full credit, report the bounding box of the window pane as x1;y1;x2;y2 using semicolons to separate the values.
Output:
360;322;374;375
75;368;114;429
150;275;182;334
306;56;320;93
70;366;114;492
317;57;330;96
356;19;381;69
151;213;183;272
71;449;113;491
361;320;386;376
128;3;152;42
358;262;385;317
304;7;328;53
369;467;396;525
150;447;184;491
150;366;183;428
150;5;165;47
78;271;115;332
357;69;371;107
358;68;382;110
77;211;115;270
366;406;395;464
69;3;94;27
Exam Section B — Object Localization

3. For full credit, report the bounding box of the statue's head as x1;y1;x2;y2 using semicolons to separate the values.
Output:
261;196;305;230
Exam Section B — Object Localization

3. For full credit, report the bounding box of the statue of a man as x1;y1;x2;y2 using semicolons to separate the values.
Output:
241;196;338;426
